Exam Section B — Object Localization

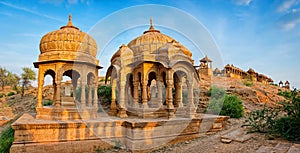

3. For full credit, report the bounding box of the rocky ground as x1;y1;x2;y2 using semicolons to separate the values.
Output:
97;118;299;153
0;76;297;152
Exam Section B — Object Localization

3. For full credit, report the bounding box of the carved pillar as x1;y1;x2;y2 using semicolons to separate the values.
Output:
187;80;195;118
176;82;183;107
141;81;148;108
108;83;117;116
52;81;56;104
133;82;139;108
81;80;86;108
166;71;174;109
93;80;98;108
54;80;61;108
37;70;44;108
88;80;93;107
118;81;128;118
156;80;162;106
72;78;77;100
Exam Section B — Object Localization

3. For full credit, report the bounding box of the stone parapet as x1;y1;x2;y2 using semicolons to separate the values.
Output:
11;113;228;152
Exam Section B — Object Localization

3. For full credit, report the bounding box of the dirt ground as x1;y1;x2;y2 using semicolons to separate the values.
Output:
100;118;296;153
0;77;297;152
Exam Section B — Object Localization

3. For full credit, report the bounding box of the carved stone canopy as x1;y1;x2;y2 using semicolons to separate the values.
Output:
38;14;98;65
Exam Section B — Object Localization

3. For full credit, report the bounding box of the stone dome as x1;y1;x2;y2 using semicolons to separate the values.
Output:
39;15;97;58
126;19;192;58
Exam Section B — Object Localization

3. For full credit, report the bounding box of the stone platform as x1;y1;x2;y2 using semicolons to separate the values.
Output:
10;113;228;153
36;106;98;120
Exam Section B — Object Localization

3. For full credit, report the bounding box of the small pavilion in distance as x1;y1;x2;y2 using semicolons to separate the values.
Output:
10;16;228;153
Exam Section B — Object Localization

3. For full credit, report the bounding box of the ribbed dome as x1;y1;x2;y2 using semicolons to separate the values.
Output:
39;15;97;58
127;18;192;57
127;29;175;48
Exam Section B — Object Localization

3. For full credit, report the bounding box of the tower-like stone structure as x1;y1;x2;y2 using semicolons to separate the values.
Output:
199;55;213;76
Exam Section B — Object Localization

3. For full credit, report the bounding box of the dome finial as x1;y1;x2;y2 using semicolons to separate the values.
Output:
149;17;154;30
67;14;73;26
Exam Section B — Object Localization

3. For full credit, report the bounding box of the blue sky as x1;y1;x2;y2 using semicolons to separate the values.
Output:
0;0;300;88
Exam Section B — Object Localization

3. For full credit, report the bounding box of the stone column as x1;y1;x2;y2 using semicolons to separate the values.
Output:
133;82;139;108
93;80;98;108
141;81;148;108
54;81;61;108
156;80;162;106
166;70;174;118
53;80;56;103
108;83;117;116
37;70;44;108
176;82;183;107
118;81;128;118
187;81;195;118
166;80;174;109
72;78;77;100
166;71;174;109
81;80;86;108
88;82;93;107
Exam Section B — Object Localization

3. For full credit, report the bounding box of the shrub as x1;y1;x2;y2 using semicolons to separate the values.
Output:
270;83;278;86
75;85;89;101
207;86;226;99
206;97;224;115
7;92;14;96
0;93;4;98
0;126;14;153
273;89;300;141
273;117;300;141
113;139;121;149
245;89;300;141
279;90;300;119
43;100;53;106
220;95;244;118
243;80;253;87
243;106;280;133
278;90;293;99
207;87;244;118
98;85;112;103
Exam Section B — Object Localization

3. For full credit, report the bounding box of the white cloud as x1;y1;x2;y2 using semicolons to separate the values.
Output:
0;1;64;22
233;0;252;6
277;9;300;30
277;0;298;12
39;0;91;5
39;0;64;5
68;0;78;4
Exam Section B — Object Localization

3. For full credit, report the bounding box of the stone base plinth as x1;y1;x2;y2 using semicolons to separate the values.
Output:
127;107;168;118
36;106;97;120
10;113;228;153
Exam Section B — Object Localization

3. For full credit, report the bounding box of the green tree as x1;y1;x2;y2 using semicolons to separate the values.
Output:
0;67;9;90
0;67;20;92
21;67;36;97
7;72;20;92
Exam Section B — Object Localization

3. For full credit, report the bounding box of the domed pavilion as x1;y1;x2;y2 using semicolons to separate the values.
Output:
33;15;102;120
10;17;229;153
106;18;200;118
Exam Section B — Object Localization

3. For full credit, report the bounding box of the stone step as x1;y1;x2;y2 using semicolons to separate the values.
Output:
61;102;75;107
61;96;75;102
221;128;253;143
61;96;75;107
